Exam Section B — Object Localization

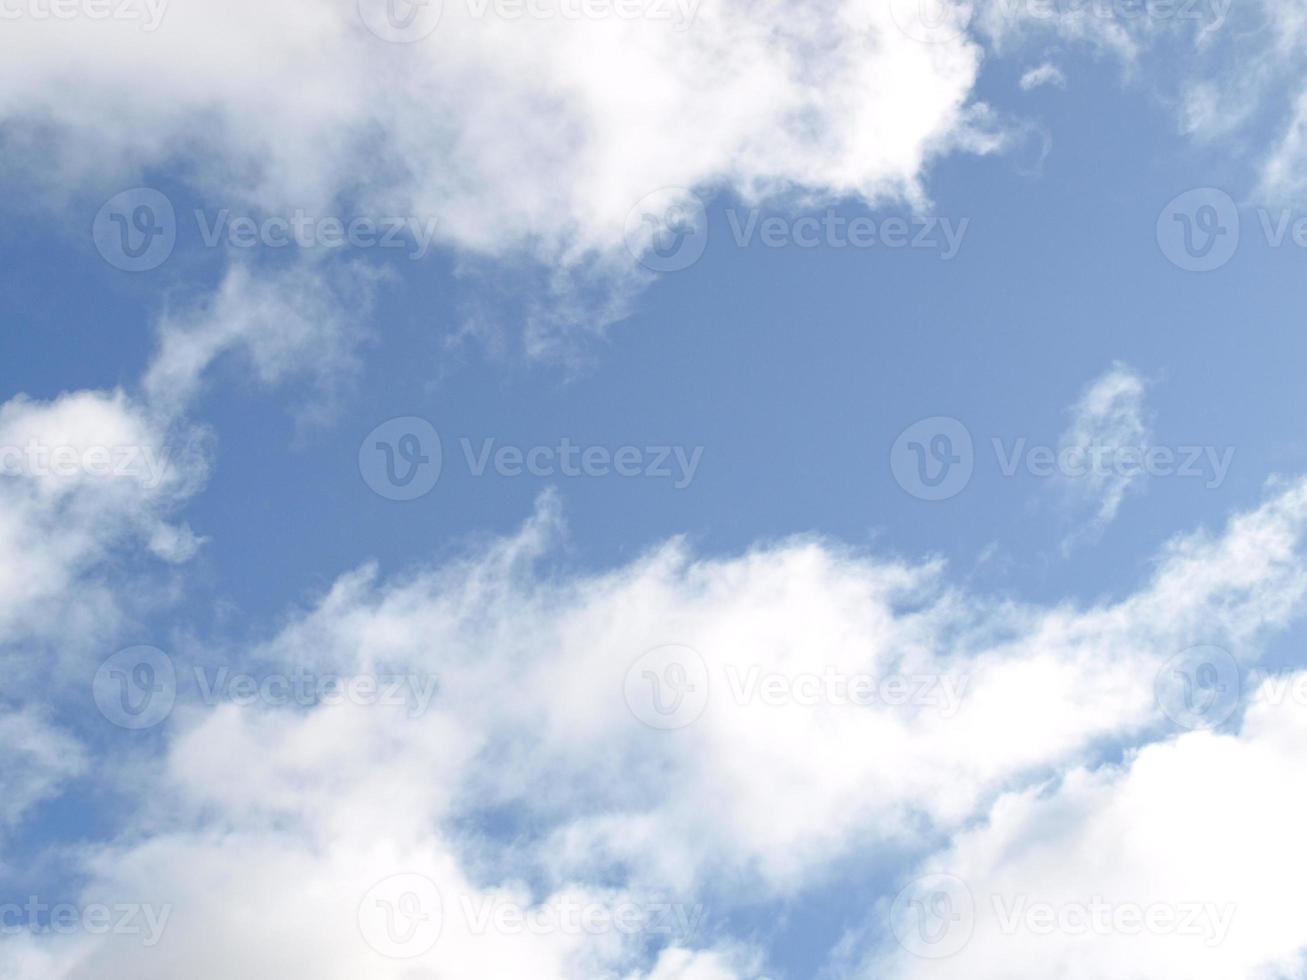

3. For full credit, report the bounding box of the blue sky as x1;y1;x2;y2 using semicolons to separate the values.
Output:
6;1;1307;977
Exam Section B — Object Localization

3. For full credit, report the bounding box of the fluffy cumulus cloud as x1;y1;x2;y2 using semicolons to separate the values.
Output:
0;259;371;660
1;0;1298;362
6;467;1307;977
0;386;206;647
863;680;1307;979
0;380;207;843
0;0;991;348
2;310;1307;975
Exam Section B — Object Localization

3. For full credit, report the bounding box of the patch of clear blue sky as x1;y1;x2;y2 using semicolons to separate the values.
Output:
4;45;1307;976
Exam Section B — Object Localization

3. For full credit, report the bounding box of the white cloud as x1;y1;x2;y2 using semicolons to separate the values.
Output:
143;261;381;422
865;676;1307;979
10;7;1307;976
1019;63;1066;90
1258;89;1307;204
0;0;993;346
1054;362;1150;548
0;708;86;837
9;472;1307;977
0;387;206;648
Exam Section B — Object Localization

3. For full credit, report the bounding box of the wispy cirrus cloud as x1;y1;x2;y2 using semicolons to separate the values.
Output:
1055;363;1151;549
